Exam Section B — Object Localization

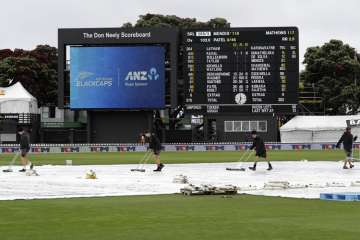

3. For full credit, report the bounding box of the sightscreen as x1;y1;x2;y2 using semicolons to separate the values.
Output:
70;46;165;109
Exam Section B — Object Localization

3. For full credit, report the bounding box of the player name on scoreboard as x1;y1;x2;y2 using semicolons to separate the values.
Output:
183;27;299;114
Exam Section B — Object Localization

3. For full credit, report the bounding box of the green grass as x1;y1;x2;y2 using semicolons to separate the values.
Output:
0;150;350;166
0;194;359;240
0;150;358;239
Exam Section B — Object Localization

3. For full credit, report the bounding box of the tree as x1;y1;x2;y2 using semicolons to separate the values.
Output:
0;49;13;60
302;40;360;114
122;14;230;28
0;45;58;106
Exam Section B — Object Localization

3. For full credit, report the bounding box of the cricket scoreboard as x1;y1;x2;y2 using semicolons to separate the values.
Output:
183;27;299;114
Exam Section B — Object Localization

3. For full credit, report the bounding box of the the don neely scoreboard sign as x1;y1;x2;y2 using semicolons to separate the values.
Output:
183;27;299;114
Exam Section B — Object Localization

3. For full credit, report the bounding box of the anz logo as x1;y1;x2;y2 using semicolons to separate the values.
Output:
125;67;160;81
348;119;360;126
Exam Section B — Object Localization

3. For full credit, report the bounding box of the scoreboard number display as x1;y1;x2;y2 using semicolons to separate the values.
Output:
183;27;299;114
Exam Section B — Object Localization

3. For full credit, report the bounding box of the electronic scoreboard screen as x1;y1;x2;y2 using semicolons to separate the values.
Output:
183;27;299;114
70;46;165;109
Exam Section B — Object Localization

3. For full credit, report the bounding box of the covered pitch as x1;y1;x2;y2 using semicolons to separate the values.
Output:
1;161;360;200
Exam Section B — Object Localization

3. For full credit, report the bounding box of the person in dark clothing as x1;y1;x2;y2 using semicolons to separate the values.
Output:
18;127;34;172
248;130;272;171
139;132;146;144
336;127;357;169
145;131;164;172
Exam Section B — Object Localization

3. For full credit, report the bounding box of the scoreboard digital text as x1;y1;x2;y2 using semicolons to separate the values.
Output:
183;27;299;114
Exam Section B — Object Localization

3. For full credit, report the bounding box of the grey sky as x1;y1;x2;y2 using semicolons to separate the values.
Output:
1;0;359;68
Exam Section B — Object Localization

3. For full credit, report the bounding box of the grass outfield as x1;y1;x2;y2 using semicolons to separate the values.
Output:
0;194;359;240
0;149;352;166
1;151;359;240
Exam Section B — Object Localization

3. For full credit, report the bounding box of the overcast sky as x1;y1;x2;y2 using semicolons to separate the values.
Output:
0;0;359;68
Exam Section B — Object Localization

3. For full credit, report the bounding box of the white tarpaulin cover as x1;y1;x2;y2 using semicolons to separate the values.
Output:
0;82;38;114
280;115;360;143
0;162;360;200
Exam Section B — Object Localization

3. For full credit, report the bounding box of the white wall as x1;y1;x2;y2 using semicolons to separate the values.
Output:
39;107;64;122
39;107;87;123
0;100;38;114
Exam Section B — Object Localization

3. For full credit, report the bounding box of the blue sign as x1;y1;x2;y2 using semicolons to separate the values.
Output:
70;46;165;109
